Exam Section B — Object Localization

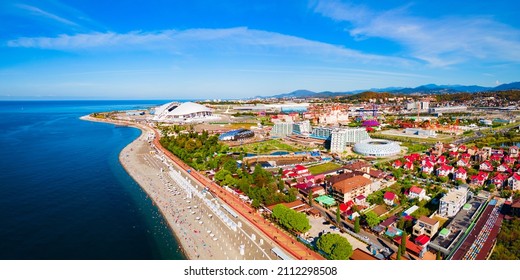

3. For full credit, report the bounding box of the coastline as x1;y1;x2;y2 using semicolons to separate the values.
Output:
80;115;268;260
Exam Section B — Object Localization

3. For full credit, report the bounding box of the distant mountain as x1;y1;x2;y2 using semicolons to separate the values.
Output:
493;81;520;91
389;84;492;94
264;82;520;99
271;89;350;98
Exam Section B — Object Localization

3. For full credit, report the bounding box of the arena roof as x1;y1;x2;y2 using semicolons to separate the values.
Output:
152;101;214;122
353;139;401;157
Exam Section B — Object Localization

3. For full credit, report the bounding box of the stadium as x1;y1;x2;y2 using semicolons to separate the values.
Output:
218;129;255;141
353;139;401;157
152;101;217;122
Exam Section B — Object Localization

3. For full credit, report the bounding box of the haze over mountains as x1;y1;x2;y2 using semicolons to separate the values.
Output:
268;81;520;99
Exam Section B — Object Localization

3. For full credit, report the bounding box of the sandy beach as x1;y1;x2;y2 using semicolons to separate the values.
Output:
81;116;276;260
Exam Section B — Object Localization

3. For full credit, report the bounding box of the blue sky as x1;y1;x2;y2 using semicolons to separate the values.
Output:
1;0;519;99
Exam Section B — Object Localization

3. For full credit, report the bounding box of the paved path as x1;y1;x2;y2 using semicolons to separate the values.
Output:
151;128;324;260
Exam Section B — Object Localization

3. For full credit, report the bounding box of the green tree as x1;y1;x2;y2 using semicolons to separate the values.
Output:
400;232;408;260
272;204;311;233
336;206;342;226
308;190;314;206
316;233;353;260
215;169;231;182
223;158;238;174
354;217;360;233
364;211;380;228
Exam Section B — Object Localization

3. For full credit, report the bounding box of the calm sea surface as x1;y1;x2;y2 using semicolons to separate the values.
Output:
0;100;186;259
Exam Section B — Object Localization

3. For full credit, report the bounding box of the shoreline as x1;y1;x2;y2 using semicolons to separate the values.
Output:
81;115;269;260
80;116;190;259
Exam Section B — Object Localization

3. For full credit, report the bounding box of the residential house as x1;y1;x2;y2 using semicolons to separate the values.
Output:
293;165;310;176
413;216;440;238
458;145;467;152
331;176;373;203
436;155;447;165
510;146;519;158
449;151;459;159
393;159;403;169
475;150;489;162
490;153;503;162
471;171;489;186
479;161;493;172
380;215;398;229
408;186;427;201
436;164;454;177
504;156;516;165
344;160;371;173
454;167;467;181
508;173;520;191
439;187;468;217
457;158;470;167
267;200;311;214
282;165;311;180
491;173;508;188
403;161;414;170
422;161;434;174
354;195;367;206
497;163;512;174
467;147;479;156
384;192;397;206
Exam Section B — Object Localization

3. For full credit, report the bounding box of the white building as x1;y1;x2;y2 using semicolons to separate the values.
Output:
152;102;216;122
404;128;437;137
271;121;294;137
429;106;468;114
330;128;370;153
292;120;311;135
439;187;468;217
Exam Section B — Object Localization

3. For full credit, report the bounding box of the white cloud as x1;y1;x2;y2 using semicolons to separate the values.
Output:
15;3;79;27
313;0;520;66
7;27;413;66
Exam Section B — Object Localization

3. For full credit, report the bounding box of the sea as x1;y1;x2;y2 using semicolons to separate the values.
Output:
0;100;187;260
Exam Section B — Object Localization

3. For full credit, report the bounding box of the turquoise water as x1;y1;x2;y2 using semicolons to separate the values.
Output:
0;101;186;259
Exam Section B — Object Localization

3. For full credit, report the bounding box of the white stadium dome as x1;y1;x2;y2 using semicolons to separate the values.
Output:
152;102;216;122
353;139;401;157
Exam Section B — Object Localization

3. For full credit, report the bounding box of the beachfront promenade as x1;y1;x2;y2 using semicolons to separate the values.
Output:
83;115;323;260
150;128;324;260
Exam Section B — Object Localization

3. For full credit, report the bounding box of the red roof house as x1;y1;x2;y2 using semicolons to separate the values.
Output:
479;161;493;172
491;173;508;187
436;164;454;177
421;161;434;174
393;159;403;169
384;192;397;206
454;167;467;181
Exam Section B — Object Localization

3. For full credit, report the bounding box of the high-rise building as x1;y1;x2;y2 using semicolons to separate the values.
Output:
271;122;294;137
311;127;333;139
292;120;311;135
330;128;371;153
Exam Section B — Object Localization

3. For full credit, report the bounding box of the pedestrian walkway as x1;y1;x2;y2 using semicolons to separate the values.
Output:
152;129;324;260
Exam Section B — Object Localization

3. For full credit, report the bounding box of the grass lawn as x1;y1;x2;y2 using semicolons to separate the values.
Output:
308;162;342;175
401;142;430;153
231;139;301;154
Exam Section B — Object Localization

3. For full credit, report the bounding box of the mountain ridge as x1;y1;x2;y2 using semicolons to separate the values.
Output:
265;81;520;99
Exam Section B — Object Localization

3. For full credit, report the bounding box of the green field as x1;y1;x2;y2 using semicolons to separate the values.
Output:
308;162;342;175
230;139;301;154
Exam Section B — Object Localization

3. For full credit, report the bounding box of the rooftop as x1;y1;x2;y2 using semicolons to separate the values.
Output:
332;176;373;194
